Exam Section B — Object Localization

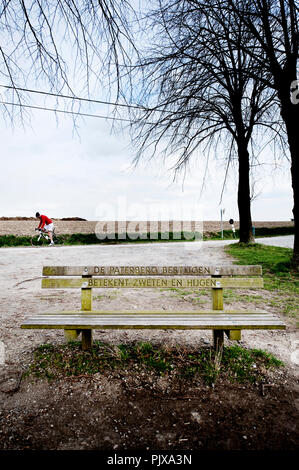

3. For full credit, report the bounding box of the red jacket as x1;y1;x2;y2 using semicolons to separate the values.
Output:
38;215;52;229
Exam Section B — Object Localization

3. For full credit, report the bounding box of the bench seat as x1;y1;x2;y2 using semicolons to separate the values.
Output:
21;310;285;330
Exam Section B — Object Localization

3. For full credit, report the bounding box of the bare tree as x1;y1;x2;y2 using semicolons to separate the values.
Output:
130;0;281;243
225;0;299;267
0;0;136;120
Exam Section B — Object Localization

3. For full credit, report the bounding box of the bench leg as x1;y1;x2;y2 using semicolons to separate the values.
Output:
64;329;81;341
225;330;241;341
82;329;93;350
213;330;224;351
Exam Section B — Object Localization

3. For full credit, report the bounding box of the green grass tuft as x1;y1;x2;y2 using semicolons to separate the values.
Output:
0;232;202;247
0;235;32;247
25;341;284;386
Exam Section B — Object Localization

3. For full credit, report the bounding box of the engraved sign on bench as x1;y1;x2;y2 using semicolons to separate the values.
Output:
43;265;262;276
42;276;263;289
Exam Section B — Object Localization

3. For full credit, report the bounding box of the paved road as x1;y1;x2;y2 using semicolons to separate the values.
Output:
203;235;294;249
209;235;294;249
254;235;294;248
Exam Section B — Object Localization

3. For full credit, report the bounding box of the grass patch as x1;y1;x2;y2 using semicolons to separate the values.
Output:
0;235;32;247
25;341;173;378
252;226;294;237
225;243;299;322
183;345;283;385
0;232;202;247
223;289;264;305
25;341;283;386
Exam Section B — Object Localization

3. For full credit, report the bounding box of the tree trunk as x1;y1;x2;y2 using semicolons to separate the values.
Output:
279;95;299;270
237;141;255;244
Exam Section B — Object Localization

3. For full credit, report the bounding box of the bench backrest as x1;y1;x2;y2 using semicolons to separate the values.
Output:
42;265;263;311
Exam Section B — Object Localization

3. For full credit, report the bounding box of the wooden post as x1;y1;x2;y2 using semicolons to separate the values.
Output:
81;276;92;311
64;329;80;341
81;275;92;350
225;329;242;341
213;330;224;351
212;273;224;351
82;330;93;351
212;287;223;310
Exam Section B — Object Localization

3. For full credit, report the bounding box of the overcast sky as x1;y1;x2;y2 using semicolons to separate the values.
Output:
0;89;293;222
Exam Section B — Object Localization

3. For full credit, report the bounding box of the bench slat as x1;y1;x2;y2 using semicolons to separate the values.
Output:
43;265;262;276
35;309;274;316
21;314;285;329
41;277;264;289
28;314;282;321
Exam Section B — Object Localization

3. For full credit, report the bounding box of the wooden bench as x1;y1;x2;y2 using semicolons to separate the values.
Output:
21;264;286;350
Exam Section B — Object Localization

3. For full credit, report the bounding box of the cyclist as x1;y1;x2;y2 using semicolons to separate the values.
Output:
35;212;55;246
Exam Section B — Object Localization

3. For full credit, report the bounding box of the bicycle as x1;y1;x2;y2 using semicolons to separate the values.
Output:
30;228;65;247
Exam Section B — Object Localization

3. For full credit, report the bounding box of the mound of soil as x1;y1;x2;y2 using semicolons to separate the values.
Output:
0;217;36;221
60;217;87;221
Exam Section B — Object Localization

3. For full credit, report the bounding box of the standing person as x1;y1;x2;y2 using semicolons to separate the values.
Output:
35;212;55;246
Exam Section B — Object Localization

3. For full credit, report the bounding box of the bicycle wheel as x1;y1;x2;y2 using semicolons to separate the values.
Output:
31;233;48;247
52;232;65;246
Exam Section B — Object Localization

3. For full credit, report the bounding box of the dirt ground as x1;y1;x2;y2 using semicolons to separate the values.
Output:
0;219;294;236
0;241;298;452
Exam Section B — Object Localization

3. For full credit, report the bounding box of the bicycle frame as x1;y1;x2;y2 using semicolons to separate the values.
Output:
36;229;49;240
